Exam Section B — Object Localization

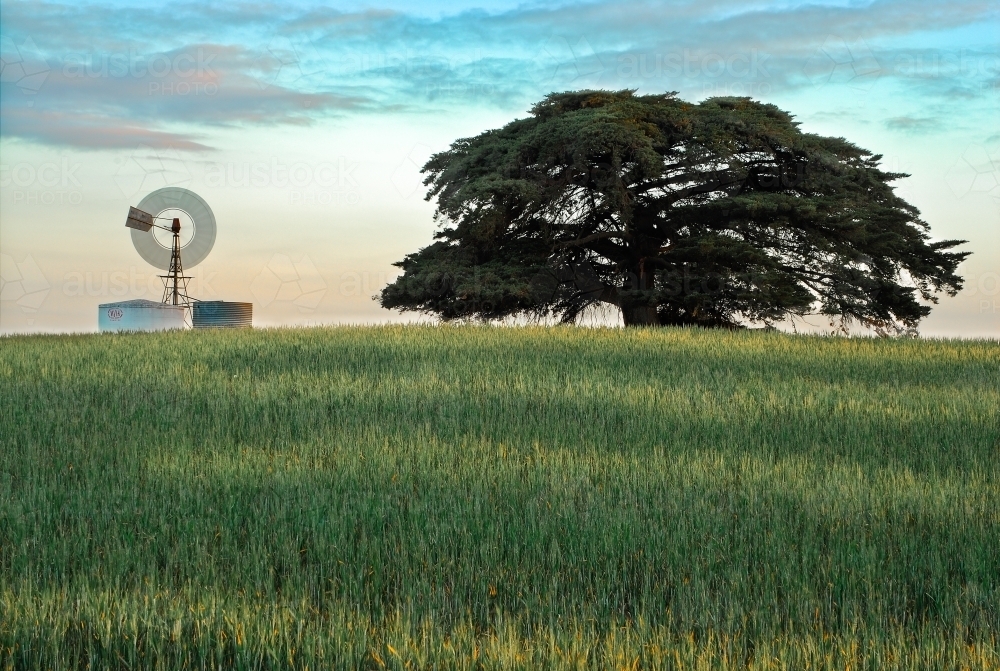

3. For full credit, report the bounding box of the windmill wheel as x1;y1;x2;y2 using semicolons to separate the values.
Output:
130;187;217;270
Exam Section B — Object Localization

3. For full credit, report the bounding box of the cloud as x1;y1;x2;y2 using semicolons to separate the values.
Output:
0;0;996;150
884;116;940;133
0;41;376;150
1;106;212;150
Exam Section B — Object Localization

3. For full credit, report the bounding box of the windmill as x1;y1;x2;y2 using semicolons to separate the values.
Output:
124;187;217;309
113;187;251;330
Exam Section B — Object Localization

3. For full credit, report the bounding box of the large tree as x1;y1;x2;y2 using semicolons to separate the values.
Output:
380;90;967;330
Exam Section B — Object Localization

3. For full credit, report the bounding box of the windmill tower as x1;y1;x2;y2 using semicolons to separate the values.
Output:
160;216;193;306
125;207;195;307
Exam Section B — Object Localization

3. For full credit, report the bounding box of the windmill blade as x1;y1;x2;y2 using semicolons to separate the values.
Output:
125;206;155;231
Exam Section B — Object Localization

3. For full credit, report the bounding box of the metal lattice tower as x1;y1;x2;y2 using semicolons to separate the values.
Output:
159;218;193;306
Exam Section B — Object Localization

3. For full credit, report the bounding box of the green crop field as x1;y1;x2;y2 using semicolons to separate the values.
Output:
1;326;998;670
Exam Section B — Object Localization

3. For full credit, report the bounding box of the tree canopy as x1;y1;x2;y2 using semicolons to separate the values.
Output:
380;90;967;331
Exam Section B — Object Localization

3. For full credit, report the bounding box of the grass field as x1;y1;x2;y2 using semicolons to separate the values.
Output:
1;325;998;670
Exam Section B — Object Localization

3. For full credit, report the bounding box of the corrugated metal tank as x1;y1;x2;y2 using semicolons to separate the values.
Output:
98;299;187;332
192;301;252;328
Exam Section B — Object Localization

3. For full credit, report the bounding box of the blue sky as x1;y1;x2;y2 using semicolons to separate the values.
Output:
1;0;998;334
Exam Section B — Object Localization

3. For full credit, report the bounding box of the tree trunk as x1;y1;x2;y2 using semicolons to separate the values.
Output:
621;305;659;326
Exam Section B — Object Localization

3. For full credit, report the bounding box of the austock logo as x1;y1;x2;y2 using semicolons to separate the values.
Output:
61;266;217;299
250;254;327;312
0;254;51;323
944;144;1000;208
534;36;605;89
113;145;193;199
391;145;434;199
405;260;944;321
1;158;84;206
60;46;218;96
252;35;322;92
496;152;807;193
0;35;50;98
204;157;361;205
803;35;882;92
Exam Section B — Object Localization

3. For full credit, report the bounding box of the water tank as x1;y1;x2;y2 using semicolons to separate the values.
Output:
192;301;252;328
98;299;187;332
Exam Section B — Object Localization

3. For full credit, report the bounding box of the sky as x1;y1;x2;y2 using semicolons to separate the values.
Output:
1;0;998;336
